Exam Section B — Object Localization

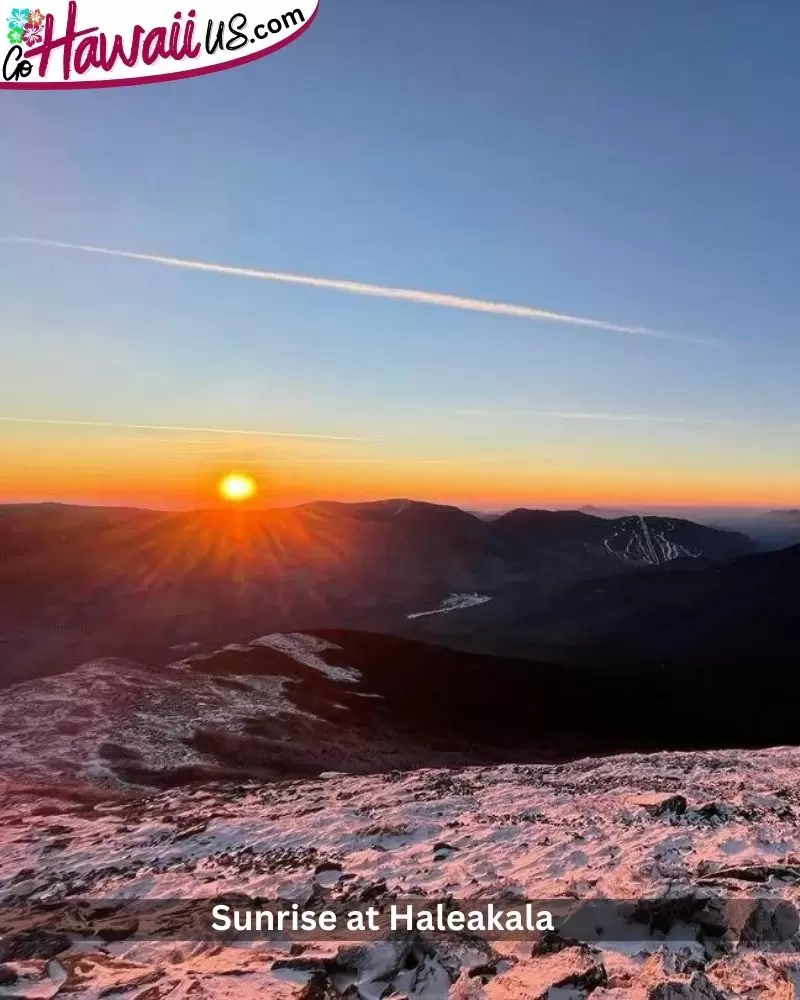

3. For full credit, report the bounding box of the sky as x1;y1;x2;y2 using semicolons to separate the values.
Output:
2;0;800;511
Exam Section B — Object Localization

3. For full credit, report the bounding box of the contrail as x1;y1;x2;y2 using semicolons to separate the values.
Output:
530;411;738;425
0;416;371;442
5;237;716;345
450;408;755;426
530;411;800;429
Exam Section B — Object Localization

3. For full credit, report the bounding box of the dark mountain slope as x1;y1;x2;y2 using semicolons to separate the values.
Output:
3;627;800;790
405;544;800;663
0;500;752;686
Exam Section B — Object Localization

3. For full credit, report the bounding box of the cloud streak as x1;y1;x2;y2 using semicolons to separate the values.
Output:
6;237;716;345
0;416;371;442
529;410;738;425
449;408;798;428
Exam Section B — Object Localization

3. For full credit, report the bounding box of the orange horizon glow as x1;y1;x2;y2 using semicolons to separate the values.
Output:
2;428;798;513
2;471;798;513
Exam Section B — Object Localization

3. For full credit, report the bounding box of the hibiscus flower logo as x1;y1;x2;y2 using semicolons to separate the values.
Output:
22;19;40;43
6;6;47;46
6;6;29;29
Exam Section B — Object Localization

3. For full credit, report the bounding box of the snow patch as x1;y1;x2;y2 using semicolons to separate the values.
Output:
407;593;493;620
0;658;304;787
603;517;702;567
252;633;361;683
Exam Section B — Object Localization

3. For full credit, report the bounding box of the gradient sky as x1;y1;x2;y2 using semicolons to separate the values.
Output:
2;0;800;510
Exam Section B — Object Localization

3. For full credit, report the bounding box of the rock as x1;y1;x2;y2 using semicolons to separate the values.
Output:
485;945;606;998
272;956;329;976
47;959;68;989
291;940;412;998
129;988;166;1000
648;972;729;998
552;950;607;993
467;959;502;982
593;991;649;1000
97;919;140;943
358;880;387;902
298;970;348;998
696;864;800;885
407;951;458;993
44;838;70;852
757;970;798;1000
9;867;36;885
0;964;18;985
737;899;799;947
172;821;208;841
693;803;734;824
530;929;585;956
658;951;706;976
0;929;72;961
643;796;688;818
44;825;72;836
433;841;459;861
627;895;728;943
335;939;410;982
636;949;708;993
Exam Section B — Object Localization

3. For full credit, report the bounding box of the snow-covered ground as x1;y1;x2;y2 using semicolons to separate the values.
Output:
0;657;305;786
252;633;361;683
0;633;360;787
408;594;493;620
4;746;800;997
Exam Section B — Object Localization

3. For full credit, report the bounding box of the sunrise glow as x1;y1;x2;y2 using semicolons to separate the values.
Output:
217;472;258;503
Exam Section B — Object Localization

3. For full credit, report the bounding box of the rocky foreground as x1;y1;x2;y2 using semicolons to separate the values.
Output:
4;747;800;998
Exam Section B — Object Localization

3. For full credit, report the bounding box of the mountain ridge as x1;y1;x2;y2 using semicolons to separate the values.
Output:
3;619;800;791
0;499;754;687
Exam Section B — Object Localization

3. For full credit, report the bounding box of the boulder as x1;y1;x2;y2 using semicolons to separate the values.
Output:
0;929;72;961
643;795;688;818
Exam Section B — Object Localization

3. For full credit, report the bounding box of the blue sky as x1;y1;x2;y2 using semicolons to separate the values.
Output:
2;0;800;508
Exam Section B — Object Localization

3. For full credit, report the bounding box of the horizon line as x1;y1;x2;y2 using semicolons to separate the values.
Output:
0;496;786;515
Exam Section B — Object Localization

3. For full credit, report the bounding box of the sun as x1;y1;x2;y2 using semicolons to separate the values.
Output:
217;472;258;503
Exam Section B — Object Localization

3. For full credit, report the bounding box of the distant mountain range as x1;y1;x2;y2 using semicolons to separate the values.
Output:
753;508;800;546
580;505;800;548
0;499;754;685
762;508;800;521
